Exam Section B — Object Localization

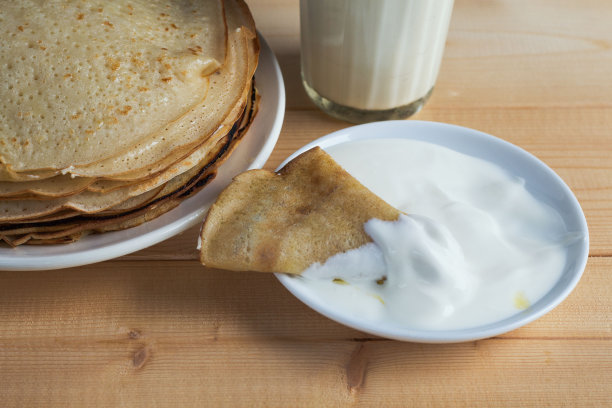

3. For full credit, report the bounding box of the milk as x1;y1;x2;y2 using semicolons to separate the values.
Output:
300;0;454;122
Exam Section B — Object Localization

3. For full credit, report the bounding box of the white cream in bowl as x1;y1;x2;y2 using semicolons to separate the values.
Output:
276;121;589;342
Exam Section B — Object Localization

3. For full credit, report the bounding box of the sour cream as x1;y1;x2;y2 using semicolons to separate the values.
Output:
299;138;580;330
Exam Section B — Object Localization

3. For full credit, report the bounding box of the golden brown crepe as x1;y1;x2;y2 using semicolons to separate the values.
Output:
0;89;258;245
0;80;256;222
0;0;227;174
199;147;401;274
0;0;261;246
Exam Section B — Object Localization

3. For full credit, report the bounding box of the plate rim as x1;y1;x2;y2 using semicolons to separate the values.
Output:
276;120;589;343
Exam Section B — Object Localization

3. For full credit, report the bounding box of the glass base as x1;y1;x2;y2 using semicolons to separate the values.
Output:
302;79;433;124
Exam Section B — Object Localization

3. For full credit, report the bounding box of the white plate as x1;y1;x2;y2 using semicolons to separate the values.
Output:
276;121;589;343
0;34;285;271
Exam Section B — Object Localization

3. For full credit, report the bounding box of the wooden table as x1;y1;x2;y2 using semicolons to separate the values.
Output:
1;0;611;406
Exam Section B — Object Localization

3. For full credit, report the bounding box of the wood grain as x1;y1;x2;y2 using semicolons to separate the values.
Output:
1;338;610;407
1;0;612;406
0;259;610;406
0;258;609;340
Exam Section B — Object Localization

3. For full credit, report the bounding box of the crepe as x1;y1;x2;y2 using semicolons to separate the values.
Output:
0;81;259;245
0;0;228;175
199;147;401;274
0;71;248;198
0;0;261;246
0;79;256;222
67;19;256;179
0;0;256;190
0;176;95;198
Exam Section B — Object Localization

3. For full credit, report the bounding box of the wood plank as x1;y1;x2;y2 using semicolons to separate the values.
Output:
0;253;610;406
0;257;608;342
0;336;610;406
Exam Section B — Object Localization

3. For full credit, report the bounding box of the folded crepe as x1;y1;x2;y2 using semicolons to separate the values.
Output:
199;147;401;274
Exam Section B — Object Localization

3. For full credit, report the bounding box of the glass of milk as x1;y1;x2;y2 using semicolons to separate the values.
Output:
300;0;454;123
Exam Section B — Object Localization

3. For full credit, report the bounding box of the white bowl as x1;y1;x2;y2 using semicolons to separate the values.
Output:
276;120;589;343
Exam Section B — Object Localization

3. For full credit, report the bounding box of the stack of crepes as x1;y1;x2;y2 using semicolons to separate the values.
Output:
0;0;259;246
